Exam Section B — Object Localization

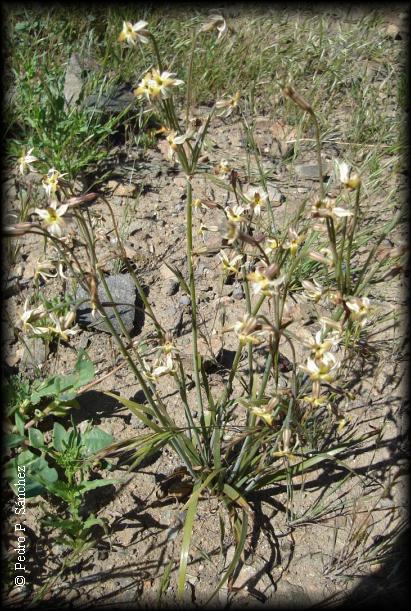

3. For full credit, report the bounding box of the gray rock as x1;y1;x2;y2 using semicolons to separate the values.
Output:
232;282;244;300
63;52;137;116
63;53;84;107
84;85;136;115
165;279;179;296
21;337;48;373
179;295;191;306
75;274;140;335
295;163;330;180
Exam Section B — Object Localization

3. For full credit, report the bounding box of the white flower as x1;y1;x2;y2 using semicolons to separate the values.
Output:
264;238;280;255
218;250;243;275
310;197;353;221
134;69;184;102
118;20;149;46
200;14;228;41
303;329;341;360
282;228;305;256
233;314;264;345
300;352;339;383
49;312;78;341
345;296;370;326
19;300;49;336
18;148;38;175
145;354;175;380
34;200;69;237
247;262;285;296
301;279;324;302
225;205;247;223
42;168;67;198
334;159;361;190
244;187;267;216
216;91;240;117
165;128;193;160
215;159;231;177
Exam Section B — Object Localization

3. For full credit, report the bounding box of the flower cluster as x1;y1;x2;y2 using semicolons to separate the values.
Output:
134;69;184;102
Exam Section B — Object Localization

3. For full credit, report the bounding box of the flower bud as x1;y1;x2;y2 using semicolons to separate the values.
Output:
283;85;312;112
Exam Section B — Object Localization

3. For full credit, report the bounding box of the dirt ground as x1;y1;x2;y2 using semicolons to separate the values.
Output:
2;7;408;610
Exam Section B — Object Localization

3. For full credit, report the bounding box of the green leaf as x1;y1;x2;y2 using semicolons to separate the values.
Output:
5;450;58;498
28;428;45;449
223;483;253;516
74;350;95;387
5;433;25;449
82;515;106;532
177;482;202;600
15;411;25;436
78;478;119;493
206;510;248;604
81;428;114;457
52;422;69;452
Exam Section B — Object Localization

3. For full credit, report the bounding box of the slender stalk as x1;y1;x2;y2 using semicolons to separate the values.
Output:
242;267;254;395
149;33;163;72
310;110;325;200
345;183;361;294
185;177;205;424
185;30;198;129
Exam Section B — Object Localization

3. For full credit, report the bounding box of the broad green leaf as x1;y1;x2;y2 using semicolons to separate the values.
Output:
5;450;58;498
15;411;25;436
81;428;114;456
78;478;119;493
5;433;25;449
52;422;69;452
28;428;45;449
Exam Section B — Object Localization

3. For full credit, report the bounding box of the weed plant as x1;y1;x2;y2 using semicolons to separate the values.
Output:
3;8;406;604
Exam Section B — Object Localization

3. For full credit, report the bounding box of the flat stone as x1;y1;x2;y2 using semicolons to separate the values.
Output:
295;163;330;180
165;279;179;296
84;84;136;115
232;282;244;300
21;337;48;373
63;53;84;107
75;273;141;335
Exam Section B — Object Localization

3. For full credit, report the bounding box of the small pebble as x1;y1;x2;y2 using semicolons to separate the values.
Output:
179;295;191;306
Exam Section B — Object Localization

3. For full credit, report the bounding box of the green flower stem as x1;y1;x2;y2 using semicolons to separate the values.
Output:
185;30;199;129
345;183;361;294
325;217;341;289
75;210;134;342
217;293;267;408
186;177;205;423
310;110;325;201
149;33;163;72
338;217;348;292
242;268;254;395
